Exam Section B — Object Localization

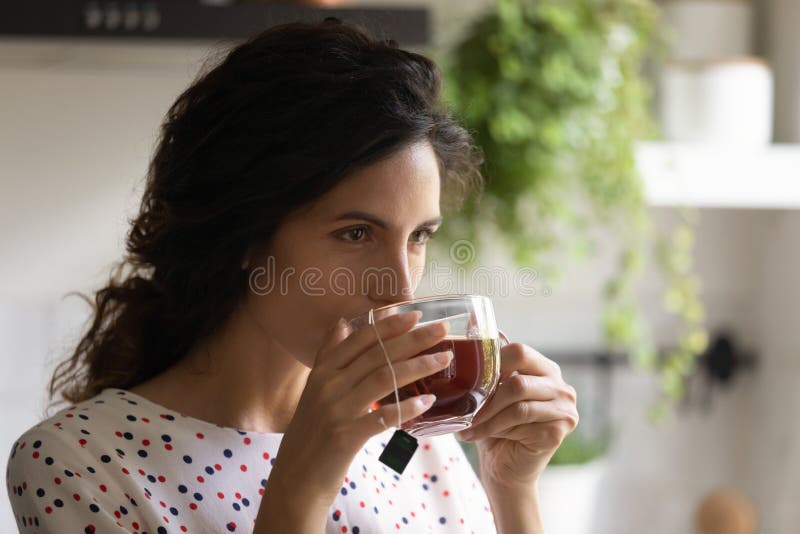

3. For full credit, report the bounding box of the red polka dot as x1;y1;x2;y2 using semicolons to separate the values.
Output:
359;501;365;508
189;503;197;510
243;437;251;445
411;512;416;517
159;501;166;508
142;439;150;446
460;518;465;524
235;492;241;499
138;469;146;476
258;488;264;496
121;467;130;475
73;493;81;501
240;464;247;472
342;527;348;533
165;444;173;451
196;476;204;483
85;525;95;532
132;522;139;530
180;527;187;532
214;464;222;471
54;477;61;485
196;433;204;439
227;522;236;530
142;417;150;423
388;499;393;505
99;484;107;492
395;524;400;530
262;452;270;460
157;475;166;483
423;444;430;450
443;490;450;497
32;451;39;459
44;506;52;514
79;439;87;446
217;492;225;499
114;511;121;519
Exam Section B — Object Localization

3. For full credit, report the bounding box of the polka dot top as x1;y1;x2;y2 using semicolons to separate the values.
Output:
6;388;497;533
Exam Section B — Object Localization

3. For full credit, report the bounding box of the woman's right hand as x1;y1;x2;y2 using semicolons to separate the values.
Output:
255;310;453;532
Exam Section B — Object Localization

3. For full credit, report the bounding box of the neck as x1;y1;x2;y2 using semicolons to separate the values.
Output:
130;302;310;434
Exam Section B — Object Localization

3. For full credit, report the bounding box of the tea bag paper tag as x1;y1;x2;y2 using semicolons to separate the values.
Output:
378;429;418;474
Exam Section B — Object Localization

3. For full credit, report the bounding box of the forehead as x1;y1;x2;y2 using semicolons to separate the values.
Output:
310;141;441;218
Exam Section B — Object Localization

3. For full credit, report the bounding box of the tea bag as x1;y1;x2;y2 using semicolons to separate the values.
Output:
368;309;419;475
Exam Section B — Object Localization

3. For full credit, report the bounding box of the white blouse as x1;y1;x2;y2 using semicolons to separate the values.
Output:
7;388;497;533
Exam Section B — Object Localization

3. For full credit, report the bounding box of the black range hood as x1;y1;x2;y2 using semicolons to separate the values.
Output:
0;1;429;46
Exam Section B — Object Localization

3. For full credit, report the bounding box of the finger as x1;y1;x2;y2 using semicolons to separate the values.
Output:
344;319;451;387
499;343;561;380
470;374;557;427
357;393;437;439
316;317;352;358
349;348;454;409
484;419;576;451
322;310;422;370
457;400;569;442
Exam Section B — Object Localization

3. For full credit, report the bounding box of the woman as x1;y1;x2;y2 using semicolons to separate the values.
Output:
6;18;578;533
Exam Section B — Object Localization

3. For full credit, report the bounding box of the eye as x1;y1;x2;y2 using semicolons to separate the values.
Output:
410;227;437;246
337;226;370;243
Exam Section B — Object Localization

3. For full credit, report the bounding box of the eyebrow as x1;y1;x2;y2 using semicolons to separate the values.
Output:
333;211;443;230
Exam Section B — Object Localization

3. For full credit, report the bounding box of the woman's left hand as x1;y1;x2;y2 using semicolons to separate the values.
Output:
456;341;579;490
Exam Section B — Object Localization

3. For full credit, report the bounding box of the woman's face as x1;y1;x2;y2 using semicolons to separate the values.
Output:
245;140;443;367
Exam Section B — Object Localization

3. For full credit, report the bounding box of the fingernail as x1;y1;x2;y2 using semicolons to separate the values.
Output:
337;317;350;335
418;394;436;407
434;350;453;365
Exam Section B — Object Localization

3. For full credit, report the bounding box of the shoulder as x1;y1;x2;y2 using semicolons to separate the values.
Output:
6;390;149;531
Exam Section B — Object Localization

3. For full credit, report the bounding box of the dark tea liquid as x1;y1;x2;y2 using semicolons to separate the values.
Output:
373;336;501;421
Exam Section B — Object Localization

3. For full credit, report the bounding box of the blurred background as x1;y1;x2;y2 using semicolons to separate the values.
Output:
1;1;798;533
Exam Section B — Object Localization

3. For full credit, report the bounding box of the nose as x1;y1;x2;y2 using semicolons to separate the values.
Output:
367;247;416;307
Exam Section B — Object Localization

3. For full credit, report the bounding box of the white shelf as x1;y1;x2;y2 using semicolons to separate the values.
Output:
637;141;800;209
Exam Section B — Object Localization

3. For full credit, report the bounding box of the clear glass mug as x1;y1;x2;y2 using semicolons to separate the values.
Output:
346;294;509;438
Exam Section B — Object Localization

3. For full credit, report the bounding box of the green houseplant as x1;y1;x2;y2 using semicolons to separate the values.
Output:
431;0;708;426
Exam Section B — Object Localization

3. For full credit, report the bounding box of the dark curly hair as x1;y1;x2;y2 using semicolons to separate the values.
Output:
49;17;485;405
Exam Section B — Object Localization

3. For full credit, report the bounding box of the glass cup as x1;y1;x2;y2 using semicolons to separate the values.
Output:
346;294;509;438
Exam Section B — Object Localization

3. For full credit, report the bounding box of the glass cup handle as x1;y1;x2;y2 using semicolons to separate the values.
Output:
497;329;519;380
498;329;511;347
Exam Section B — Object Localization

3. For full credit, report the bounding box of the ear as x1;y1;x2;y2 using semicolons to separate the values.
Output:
241;241;272;270
241;245;256;270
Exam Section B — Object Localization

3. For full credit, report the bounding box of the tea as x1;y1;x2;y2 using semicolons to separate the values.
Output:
371;336;501;434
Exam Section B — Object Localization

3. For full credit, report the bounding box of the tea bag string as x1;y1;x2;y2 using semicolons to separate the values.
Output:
368;308;402;430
